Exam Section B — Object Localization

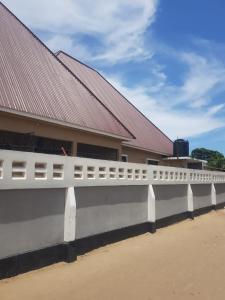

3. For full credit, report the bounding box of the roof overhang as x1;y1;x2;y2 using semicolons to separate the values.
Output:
0;106;134;141
122;142;173;157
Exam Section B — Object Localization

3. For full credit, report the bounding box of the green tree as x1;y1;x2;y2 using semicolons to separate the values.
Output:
191;148;225;169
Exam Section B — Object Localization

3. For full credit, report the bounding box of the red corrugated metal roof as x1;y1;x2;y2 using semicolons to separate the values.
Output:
57;51;173;156
0;3;133;140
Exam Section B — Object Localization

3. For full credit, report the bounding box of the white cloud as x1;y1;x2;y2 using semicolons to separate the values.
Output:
46;35;74;53
45;35;92;60
179;52;225;108
106;62;225;140
142;50;225;120
3;0;157;63
206;104;225;116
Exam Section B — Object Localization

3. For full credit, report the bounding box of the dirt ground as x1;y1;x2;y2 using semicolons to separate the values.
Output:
1;210;225;300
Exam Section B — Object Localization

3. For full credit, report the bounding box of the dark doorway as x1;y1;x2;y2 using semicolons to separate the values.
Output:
77;143;118;160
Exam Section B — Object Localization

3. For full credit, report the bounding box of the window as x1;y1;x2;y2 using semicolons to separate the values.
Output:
77;143;118;161
0;130;72;155
187;162;203;170
146;158;159;165
121;154;128;162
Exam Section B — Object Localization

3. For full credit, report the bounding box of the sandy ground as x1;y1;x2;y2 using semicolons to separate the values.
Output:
1;211;225;300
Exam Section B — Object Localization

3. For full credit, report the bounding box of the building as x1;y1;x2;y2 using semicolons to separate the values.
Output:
162;157;207;169
0;2;173;165
1;2;225;280
56;51;173;164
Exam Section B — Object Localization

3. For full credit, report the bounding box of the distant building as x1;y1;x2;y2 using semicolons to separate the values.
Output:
163;157;207;170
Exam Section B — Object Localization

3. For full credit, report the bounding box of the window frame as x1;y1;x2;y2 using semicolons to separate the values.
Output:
121;154;128;162
146;158;159;165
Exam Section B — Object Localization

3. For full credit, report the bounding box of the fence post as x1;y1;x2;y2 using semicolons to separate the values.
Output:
211;183;216;209
187;184;194;219
148;184;156;233
64;186;77;262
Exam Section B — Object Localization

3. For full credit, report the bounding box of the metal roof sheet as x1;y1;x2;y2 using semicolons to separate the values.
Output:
0;3;133;140
57;51;173;156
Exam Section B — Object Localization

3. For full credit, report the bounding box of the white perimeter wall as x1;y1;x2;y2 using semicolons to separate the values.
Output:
0;150;225;260
75;186;148;239
0;189;65;260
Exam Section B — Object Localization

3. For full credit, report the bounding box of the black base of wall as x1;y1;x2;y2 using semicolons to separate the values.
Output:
0;243;76;280
214;202;225;210
188;211;195;220
154;203;225;230
73;222;154;256
64;243;77;263
193;205;214;217
156;211;190;229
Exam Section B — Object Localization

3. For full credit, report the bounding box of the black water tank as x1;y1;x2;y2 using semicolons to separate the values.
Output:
173;139;189;157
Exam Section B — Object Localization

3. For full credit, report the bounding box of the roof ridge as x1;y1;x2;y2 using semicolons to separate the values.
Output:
56;50;173;144
56;50;98;74
0;2;134;140
55;51;135;139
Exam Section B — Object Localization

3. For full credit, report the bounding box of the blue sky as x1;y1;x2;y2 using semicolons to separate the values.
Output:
3;0;225;154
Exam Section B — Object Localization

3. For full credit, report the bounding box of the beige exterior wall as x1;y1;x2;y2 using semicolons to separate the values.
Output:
121;145;164;164
121;146;189;168
161;159;188;168
0;112;122;157
162;159;205;169
0;112;175;165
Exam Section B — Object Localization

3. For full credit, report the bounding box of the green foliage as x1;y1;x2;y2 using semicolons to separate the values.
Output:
191;148;225;170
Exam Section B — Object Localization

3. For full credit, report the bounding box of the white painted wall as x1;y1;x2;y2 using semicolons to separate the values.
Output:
0;188;65;260
0;149;224;259
192;184;212;210
154;185;188;219
75;186;148;239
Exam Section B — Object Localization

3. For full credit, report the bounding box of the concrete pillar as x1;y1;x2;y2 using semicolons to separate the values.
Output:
64;187;76;242
211;183;216;208
72;142;77;156
64;187;77;262
147;184;156;232
187;184;194;219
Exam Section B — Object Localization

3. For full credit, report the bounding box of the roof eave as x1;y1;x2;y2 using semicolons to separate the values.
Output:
163;156;208;163
122;142;173;157
0;106;134;141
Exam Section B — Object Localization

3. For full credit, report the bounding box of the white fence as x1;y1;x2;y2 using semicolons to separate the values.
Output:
0;149;225;280
0;149;225;190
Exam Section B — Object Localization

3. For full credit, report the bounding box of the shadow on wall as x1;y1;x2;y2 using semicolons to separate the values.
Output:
0;189;65;260
75;186;148;239
214;184;225;204
0;189;65;223
192;184;211;210
154;185;188;201
154;185;188;220
75;186;148;208
191;184;211;197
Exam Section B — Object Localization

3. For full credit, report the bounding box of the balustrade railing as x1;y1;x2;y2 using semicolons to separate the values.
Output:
0;149;225;189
